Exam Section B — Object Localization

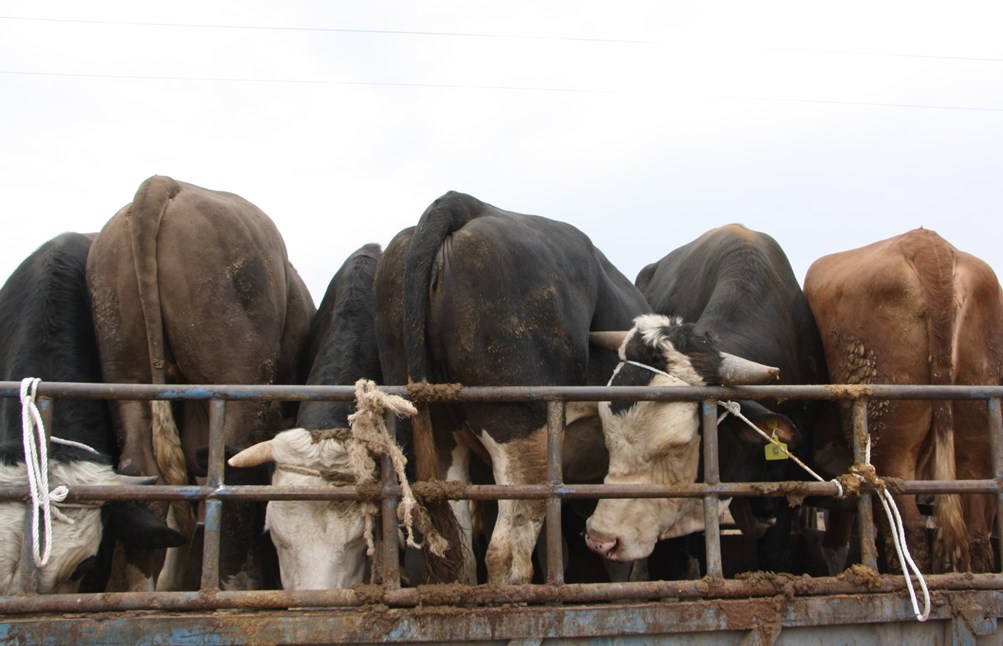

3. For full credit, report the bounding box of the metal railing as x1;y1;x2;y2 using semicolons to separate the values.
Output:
1;380;1002;615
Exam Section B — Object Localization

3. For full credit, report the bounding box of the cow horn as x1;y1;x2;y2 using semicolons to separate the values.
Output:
590;331;629;352
719;353;781;385
228;440;275;468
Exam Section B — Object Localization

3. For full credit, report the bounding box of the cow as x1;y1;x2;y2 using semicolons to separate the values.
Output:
227;243;385;590
0;232;184;596
589;224;827;572
804;228;1003;574
373;192;777;585
86;176;316;591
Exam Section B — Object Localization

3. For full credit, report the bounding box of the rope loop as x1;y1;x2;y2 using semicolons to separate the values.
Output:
19;377;72;568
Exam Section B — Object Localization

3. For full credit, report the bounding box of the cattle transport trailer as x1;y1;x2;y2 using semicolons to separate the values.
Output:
1;381;1002;645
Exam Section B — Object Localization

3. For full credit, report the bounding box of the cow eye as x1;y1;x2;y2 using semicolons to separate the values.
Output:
70;556;98;581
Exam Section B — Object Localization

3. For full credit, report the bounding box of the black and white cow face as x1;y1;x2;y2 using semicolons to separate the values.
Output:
229;428;371;590
585;314;778;562
0;461;152;595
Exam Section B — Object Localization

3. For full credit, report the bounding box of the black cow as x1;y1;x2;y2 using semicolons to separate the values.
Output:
0;233;183;595
619;223;827;572
228;243;387;589
373;192;777;584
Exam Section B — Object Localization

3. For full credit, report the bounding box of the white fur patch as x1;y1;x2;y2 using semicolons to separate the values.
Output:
262;428;370;590
0;460;117;595
587;315;715;561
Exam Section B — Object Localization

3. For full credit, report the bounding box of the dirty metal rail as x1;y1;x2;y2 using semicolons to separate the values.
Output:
1;380;1002;642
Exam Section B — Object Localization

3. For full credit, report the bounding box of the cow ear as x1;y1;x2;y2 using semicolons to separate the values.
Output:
106;501;187;548
729;411;801;449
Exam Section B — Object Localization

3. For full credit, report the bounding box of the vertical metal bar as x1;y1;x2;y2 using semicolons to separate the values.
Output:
852;398;879;570
200;399;226;591
701;399;723;579
18;396;53;595
545;400;565;585
381;409;401;589
986;398;1003;574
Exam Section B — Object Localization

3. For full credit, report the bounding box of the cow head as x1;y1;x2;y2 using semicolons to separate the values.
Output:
584;314;779;562
228;428;370;590
0;460;173;595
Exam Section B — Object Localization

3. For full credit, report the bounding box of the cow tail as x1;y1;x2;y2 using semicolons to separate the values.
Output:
129;176;196;538
402;193;484;582
909;231;968;571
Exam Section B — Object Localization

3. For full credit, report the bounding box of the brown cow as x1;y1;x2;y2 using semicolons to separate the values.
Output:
804;228;1003;574
86;175;315;590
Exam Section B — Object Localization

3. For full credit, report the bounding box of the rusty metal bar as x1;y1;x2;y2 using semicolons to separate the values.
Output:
701;399;723;578
380;409;401;589
1;572;1001;614
852;398;879;570
4;381;1003;404
199;398;226;591
988;397;1003;574
1;477;995;505
5;381;1003;623
545;400;565;585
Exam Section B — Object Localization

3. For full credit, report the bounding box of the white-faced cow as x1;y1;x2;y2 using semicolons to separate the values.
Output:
374;192;777;585
804;228;1002;574
228;243;385;590
0;233;184;595
586;224;827;571
86;176;316;591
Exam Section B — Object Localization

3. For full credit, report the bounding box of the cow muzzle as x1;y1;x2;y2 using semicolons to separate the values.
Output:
583;529;619;559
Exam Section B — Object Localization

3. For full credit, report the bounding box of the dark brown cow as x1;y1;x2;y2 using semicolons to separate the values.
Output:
804;228;1003;574
86;176;315;590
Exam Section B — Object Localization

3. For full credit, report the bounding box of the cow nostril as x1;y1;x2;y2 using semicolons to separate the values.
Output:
584;531;619;558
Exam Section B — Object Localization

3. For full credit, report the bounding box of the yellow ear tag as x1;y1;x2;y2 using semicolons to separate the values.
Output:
765;440;789;461
764;423;789;461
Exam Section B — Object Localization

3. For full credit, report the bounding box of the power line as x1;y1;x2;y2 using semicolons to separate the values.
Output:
0;70;611;94
3;70;1000;111
765;47;1003;64
712;94;1003;113
5;15;1002;63
0;15;650;44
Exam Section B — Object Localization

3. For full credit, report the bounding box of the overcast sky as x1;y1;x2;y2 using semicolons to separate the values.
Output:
2;1;1001;305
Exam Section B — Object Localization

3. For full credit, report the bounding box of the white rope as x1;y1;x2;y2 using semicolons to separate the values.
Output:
716;400;844;497
20;378;71;568
606;359;672;386
863;435;931;622
717;400;929;622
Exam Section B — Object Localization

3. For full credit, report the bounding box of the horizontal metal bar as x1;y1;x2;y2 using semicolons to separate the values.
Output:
3;380;1003;402
1;478;997;504
0;573;1000;614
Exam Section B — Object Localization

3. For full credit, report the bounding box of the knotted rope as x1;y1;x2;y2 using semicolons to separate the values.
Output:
717;400;930;622
346;379;450;559
20;378;73;567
